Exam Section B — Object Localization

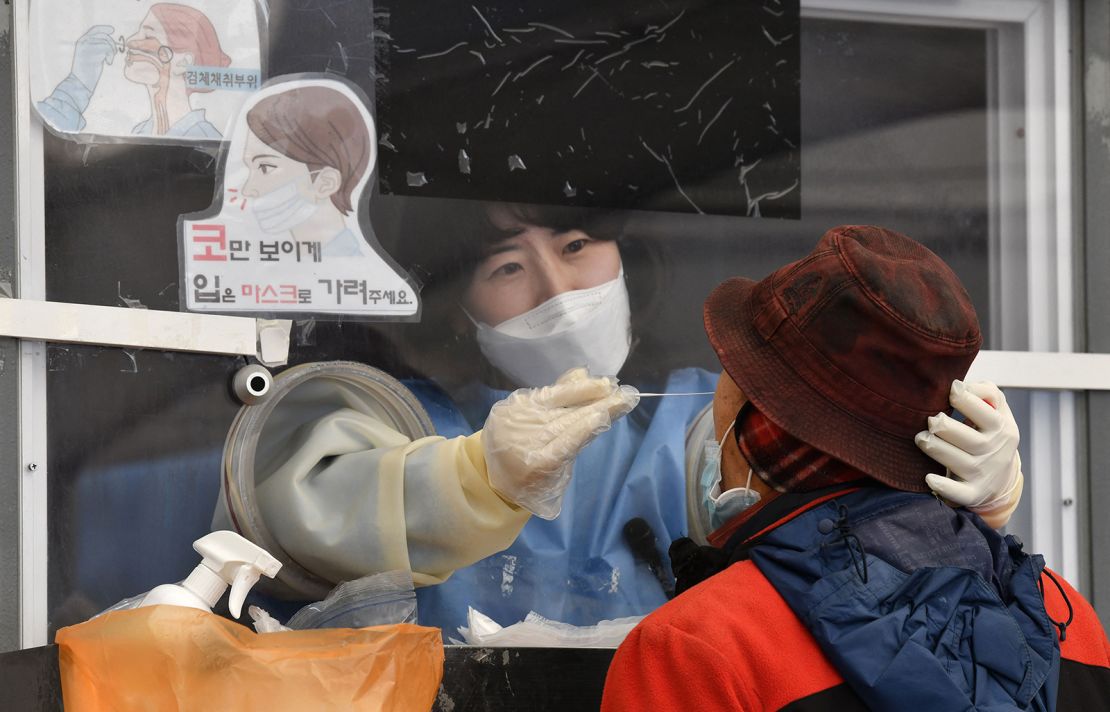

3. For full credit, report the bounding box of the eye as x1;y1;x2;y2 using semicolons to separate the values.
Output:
257;163;277;175
564;238;589;254
490;262;523;279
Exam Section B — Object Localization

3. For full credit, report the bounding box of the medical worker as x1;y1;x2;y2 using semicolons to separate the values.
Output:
401;201;723;631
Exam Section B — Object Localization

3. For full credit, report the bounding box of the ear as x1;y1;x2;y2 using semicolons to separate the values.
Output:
449;306;471;337
172;51;194;76
310;167;342;201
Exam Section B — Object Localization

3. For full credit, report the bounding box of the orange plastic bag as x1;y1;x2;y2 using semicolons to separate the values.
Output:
55;606;444;712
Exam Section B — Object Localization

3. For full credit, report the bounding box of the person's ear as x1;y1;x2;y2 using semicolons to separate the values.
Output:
311;167;342;201
449;306;471;336
171;51;194;75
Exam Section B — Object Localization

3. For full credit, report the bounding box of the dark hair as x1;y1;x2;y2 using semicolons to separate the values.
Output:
385;198;667;389
246;87;370;215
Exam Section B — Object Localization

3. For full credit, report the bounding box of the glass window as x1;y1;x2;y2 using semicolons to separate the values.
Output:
35;2;1078;640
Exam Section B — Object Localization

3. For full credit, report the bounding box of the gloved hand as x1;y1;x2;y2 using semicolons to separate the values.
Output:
70;25;117;92
915;380;1024;529
483;367;640;520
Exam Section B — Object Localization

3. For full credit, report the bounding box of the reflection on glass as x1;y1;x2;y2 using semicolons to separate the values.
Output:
42;15;1011;641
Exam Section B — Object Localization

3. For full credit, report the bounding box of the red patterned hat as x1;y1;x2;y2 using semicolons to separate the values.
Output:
703;225;981;492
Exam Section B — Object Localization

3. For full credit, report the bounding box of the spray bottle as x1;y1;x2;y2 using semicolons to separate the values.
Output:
138;530;282;619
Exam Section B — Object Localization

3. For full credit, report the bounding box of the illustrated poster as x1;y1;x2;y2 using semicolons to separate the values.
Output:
180;76;420;318
31;0;265;142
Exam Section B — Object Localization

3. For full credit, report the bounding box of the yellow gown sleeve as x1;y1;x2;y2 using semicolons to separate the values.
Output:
253;407;530;586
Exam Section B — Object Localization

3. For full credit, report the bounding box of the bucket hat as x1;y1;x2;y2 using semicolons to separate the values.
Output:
703;225;981;491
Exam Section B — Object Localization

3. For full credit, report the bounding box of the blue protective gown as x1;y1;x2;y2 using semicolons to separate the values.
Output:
412;367;717;633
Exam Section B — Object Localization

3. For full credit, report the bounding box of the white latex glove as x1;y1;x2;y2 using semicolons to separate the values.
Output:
71;25;117;93
915;380;1024;529
483;367;640;520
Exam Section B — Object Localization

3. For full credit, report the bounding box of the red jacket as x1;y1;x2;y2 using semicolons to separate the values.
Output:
602;560;1110;711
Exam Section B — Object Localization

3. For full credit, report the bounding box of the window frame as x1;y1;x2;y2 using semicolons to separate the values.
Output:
6;0;1091;647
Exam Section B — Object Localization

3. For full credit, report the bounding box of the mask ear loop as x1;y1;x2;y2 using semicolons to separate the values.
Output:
710;407;761;522
459;305;485;330
702;418;736;505
718;417;736;451
732;401;759;495
716;417;747;492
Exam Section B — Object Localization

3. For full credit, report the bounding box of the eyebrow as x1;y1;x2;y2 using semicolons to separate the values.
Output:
482;241;523;258
142;25;157;32
480;225;573;259
250;154;282;162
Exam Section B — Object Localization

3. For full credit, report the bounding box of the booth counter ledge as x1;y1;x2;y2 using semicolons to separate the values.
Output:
0;644;616;711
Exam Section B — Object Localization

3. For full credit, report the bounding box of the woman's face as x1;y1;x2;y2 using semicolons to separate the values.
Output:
240;130;318;201
462;206;622;326
124;12;171;85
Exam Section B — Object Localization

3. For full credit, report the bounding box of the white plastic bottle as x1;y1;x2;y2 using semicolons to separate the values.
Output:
138;530;282;619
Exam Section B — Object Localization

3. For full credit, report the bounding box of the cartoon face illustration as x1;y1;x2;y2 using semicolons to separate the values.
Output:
237;86;373;251
124;4;228;86
120;3;230;136
122;11;175;85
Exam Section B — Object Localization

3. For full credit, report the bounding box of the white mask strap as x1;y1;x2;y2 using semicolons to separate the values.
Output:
719;418;736;449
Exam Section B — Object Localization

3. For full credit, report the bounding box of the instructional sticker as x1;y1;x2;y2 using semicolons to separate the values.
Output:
31;0;265;143
180;75;420;318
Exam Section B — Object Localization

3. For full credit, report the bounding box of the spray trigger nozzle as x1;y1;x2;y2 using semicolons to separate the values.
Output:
229;565;261;619
133;531;281;617
194;531;282;619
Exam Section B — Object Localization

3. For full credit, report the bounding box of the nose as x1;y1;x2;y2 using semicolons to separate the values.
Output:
241;175;260;199
533;252;576;304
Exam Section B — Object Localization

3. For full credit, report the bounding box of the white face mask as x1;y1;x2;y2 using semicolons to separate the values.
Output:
471;272;632;388
250;178;319;234
699;418;761;530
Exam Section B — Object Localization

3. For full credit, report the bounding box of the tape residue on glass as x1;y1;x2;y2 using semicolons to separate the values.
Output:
374;0;801;218
30;0;266;143
179;75;421;318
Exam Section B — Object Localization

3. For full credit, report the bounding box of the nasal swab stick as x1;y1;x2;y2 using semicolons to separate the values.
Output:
635;391;715;397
